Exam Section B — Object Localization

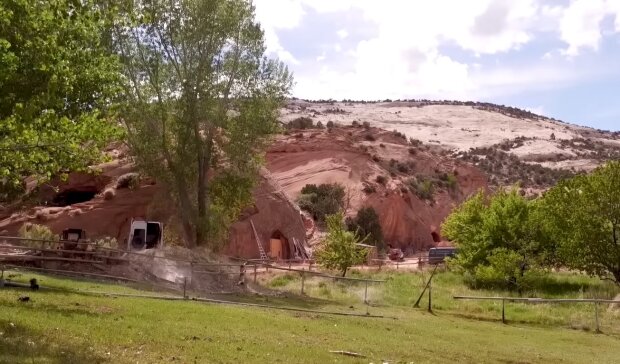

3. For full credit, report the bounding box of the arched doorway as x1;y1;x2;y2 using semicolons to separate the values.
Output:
269;230;291;260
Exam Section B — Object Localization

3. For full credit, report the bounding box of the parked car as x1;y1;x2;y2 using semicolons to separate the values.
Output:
428;247;457;264
388;248;404;262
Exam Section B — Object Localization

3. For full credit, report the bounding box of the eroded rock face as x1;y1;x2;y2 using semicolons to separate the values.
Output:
0;125;487;256
0;164;308;260
266;127;488;251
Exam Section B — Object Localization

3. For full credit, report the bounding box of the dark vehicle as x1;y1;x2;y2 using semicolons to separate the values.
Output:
428;247;457;264
388;248;404;262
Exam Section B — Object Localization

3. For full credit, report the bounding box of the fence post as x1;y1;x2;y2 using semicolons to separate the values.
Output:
501;299;506;323
300;268;305;295
364;280;369;304
253;264;257;283
594;301;600;333
427;277;432;312
183;277;187;299
396;261;399;270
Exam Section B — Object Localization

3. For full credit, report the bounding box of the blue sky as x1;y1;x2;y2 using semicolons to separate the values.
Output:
254;0;620;131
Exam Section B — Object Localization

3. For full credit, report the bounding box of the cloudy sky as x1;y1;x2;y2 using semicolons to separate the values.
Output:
253;0;620;131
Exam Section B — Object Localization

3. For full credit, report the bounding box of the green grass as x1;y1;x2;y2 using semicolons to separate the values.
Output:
1;270;620;363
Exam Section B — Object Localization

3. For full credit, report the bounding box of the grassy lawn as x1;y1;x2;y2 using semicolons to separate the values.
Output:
1;270;620;363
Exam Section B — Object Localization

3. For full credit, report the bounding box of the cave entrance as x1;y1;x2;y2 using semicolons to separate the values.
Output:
52;188;99;206
269;230;291;261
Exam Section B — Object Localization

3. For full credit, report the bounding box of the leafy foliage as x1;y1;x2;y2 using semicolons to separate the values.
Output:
442;189;553;290
346;207;384;251
542;161;620;284
0;0;122;201
18;222;58;248
315;213;368;276
297;183;345;222
113;0;293;248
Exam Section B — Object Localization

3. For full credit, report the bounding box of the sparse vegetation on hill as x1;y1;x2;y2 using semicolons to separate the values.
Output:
458;146;576;188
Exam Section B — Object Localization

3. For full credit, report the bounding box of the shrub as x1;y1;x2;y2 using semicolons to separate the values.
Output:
287;116;314;129
409;138;423;147
362;121;371;129
408;147;416;155
372;155;381;162
347;207;384;251
396;162;409;173
270;273;296;287
379;143;385;148
316;121;324;129
407;177;435;200
18;223;58;248
364;134;376;141
376;175;387;185
102;188;116;200
351;120;360;127
297;183;346;222
326;120;335;128
362;184;376;194
116;173;141;189
94;236;118;249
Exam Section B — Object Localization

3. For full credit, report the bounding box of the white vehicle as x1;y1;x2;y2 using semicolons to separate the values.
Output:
127;219;163;250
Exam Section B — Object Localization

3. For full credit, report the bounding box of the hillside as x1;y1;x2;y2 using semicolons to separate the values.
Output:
267;125;486;250
281;100;620;189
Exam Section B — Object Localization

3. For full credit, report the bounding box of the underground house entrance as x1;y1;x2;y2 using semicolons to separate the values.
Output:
51;188;99;206
269;230;291;260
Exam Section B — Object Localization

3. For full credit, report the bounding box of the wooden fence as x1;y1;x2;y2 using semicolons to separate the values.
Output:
453;295;620;332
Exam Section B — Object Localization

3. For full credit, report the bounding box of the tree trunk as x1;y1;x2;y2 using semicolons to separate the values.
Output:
341;267;348;277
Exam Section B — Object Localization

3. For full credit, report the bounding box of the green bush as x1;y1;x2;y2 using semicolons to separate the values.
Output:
347;207;384;251
270;274;296;287
18;223;58;248
407;177;434;200
116;172;141;189
287;117;314;129
297;183;345;222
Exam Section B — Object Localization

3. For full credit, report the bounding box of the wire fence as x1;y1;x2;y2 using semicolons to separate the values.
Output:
3;236;620;333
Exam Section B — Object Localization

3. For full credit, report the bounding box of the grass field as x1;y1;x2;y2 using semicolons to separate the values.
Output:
1;269;620;363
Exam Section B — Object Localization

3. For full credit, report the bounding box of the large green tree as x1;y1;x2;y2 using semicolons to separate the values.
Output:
113;0;292;248
0;0;122;202
542;161;620;285
442;188;553;289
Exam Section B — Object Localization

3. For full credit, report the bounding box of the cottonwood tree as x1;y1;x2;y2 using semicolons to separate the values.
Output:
113;0;292;248
315;213;368;277
542;161;620;285
0;0;122;202
442;188;553;289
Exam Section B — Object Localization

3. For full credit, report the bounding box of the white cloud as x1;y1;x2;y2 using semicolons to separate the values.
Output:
560;0;609;56
253;0;305;64
253;0;620;100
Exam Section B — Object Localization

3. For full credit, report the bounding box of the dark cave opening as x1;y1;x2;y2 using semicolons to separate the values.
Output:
51;188;99;206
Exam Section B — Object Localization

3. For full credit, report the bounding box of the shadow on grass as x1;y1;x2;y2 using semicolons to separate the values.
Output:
0;320;108;364
0;295;106;318
204;290;337;310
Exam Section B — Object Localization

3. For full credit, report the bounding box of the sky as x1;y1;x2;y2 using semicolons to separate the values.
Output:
253;0;620;131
